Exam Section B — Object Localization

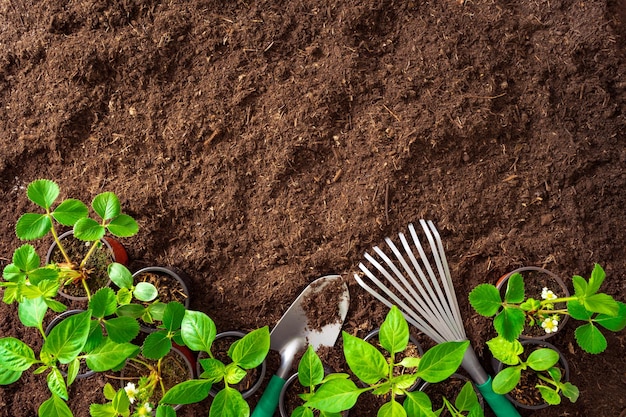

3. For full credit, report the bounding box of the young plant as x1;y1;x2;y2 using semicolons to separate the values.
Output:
488;338;579;406
157;310;271;416
2;179;138;301
304;306;469;417
288;345;349;417
469;264;626;353
421;379;483;417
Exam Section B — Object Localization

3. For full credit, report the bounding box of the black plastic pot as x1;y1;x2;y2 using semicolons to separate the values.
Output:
197;330;266;400
131;266;191;333
493;339;570;410
47;230;128;301
45;309;95;379
496;266;570;340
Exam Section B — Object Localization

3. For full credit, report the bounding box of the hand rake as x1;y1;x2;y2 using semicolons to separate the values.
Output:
354;220;520;417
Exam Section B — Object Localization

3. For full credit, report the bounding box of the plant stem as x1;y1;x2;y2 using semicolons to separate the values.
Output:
79;239;101;270
81;278;92;300
48;215;72;264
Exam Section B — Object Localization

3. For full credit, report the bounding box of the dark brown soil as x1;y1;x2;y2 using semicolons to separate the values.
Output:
1;0;625;416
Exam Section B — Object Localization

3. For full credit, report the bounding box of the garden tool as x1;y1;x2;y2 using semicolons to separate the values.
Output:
251;274;350;417
354;220;521;417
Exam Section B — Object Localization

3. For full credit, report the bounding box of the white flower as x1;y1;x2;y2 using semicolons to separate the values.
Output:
541;317;559;334
124;382;138;404
541;287;557;301
136;402;153;417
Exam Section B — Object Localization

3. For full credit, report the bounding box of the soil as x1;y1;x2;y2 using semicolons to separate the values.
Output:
420;374;483;415
1;0;625;416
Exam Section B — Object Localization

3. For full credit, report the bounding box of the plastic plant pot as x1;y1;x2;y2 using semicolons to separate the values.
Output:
45;309;95;379
418;373;485;415
493;339;570;410
496;266;570;340
197;330;266;400
132;266;191;333
46;230;129;302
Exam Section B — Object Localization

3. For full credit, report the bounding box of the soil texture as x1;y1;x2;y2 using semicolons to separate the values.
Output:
1;0;625;416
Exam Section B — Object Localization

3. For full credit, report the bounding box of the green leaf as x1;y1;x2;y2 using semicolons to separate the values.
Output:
298;345;325;388
293;407;315;417
156;405;177;417
85;339;139;371
574;323;607;354
583;293;619;316
492;366;521;394
567;300;592;320
468;284;502;316
209;386;249;417
18;296;48;329
161;379;213;405
397;357;420;368
104;316;140;343
42;310;91;364
107;214;139;237
142;331;172;360
561;382;580;403
66;358;79;387
29;268;59;286
38;394;73;417
586;264;605;296
537;385;561;405
73;218;106;241
526;348;559;371
11;244;41;273
112;387;130;414
0;337;37;371
93;192;121;221
571;275;587;297
116;303;145;319
595;302;626;331
88;403;118;417
108;262;133;289
27;179;59;209
162;301;186;332
224;363;247;384
134;282;158;302
493;307;525;341
305;378;363;413
504;272;525;303
486;336;522;366
455;381;479;411
343;331;388;384
229;326;270;369
198;358;226;383
416;341;468;383
47;367;68;400
378;399;406;417
52;199;89;226
0;365;22;385
402;391;436;417
45;299;68;314
181;310;217;353
16;213;52;240
90;287;117;319
379;306;410;354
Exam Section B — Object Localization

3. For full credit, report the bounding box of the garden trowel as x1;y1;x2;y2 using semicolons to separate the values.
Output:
250;274;350;417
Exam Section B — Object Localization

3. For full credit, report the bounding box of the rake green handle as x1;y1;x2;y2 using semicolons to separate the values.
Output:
250;375;286;417
476;376;521;417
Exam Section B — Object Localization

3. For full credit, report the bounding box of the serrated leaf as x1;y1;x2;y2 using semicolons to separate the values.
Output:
575;323;607;354
73;218;106;241
18;296;48;329
16;213;52;240
104;316;140;343
571;275;587;297
586;264;605;296
107;214;139;237
27;179;59;209
142;331;172;360
468;284;502;316
504;272;525;303
103;382;117;400
583;293;619;316
52;199;89;226
380;306;410;354
567;300;592;320
90;287;117;318
493;307;525;341
11;244;41;272
89;403;117;417
92;192;121;221
595;302;626;331
162;302;186;332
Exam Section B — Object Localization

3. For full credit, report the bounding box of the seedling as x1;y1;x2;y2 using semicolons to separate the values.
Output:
303;306;469;417
469;264;626;353
488;338;579;406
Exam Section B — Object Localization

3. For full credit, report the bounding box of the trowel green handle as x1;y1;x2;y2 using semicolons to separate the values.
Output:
476;376;521;417
250;375;286;417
